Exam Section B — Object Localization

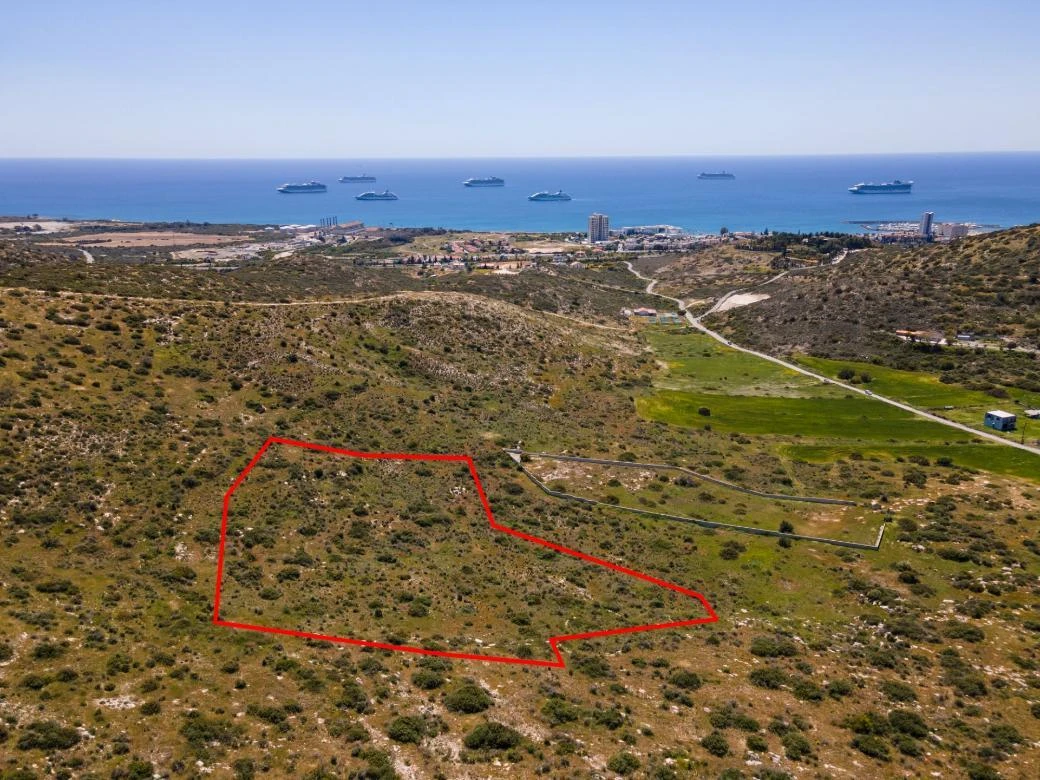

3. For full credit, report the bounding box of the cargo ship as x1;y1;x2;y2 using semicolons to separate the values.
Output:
848;180;913;194
463;176;505;187
697;172;735;180
528;190;571;201
355;189;398;201
339;175;376;183
277;181;327;193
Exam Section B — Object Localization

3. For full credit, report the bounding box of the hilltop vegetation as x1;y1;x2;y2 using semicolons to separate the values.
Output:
0;240;79;271
633;245;784;313
635;235;873;315
0;239;659;322
713;225;1040;392
1;240;1039;778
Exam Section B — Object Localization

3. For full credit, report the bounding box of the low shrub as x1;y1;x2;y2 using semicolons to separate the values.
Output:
750;636;798;658
606;752;641;776
749;666;788;689
667;669;702;690
851;734;890;761
386;715;427;744
444;682;492;713
463;721;522;750
16;720;81;750
879;680;917;702
701;730;730;757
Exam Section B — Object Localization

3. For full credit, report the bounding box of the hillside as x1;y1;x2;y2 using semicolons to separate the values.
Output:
0;239;79;271
713;225;1040;391
633;245;785;315
0;241;660;323
1;245;1039;779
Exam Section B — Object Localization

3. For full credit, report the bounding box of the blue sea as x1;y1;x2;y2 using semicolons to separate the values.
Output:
1;154;1039;234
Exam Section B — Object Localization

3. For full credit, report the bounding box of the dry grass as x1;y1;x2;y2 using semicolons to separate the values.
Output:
59;231;253;247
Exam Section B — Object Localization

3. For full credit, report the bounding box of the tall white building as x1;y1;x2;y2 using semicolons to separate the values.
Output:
919;211;934;238
588;213;609;243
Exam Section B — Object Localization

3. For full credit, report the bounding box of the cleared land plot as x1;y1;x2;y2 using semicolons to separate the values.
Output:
61;231;252;247
216;444;708;663
524;456;883;545
0;219;80;233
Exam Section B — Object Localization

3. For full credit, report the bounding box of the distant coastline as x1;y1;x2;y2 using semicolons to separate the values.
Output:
1;152;1038;234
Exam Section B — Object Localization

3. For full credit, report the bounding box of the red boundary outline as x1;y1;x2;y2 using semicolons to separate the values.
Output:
212;436;719;668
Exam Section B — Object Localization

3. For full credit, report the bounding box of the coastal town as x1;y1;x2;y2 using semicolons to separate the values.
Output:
0;204;991;275
5;0;1040;777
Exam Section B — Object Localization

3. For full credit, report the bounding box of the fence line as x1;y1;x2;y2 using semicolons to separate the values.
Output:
504;450;857;506
507;451;883;551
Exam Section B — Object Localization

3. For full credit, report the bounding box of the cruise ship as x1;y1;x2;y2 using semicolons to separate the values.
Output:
339;175;376;183
528;190;571;202
849;180;913;194
463;176;505;187
698;172;735;180
355;189;398;201
276;181;327;193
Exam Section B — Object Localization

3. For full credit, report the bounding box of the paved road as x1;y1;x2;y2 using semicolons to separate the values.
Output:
624;260;1040;457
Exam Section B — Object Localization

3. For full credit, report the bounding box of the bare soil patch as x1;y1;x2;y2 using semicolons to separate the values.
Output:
62;231;251;248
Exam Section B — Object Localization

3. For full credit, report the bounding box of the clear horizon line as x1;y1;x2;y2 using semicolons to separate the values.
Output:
3;149;1040;162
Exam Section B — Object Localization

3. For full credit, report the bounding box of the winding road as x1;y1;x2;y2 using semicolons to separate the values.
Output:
624;259;1040;457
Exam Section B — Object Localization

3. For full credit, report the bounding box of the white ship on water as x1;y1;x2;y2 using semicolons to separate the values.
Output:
463;176;505;187
355;189;398;201
528;190;571;201
848;180;913;194
277;181;326;193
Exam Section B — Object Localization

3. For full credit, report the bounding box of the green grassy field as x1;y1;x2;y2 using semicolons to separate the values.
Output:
795;356;998;407
796;354;1040;409
639;328;1040;483
638;390;973;442
782;442;1040;483
646;330;836;397
795;354;1040;441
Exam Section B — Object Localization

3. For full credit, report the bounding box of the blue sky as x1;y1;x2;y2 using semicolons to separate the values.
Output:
2;0;1038;157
